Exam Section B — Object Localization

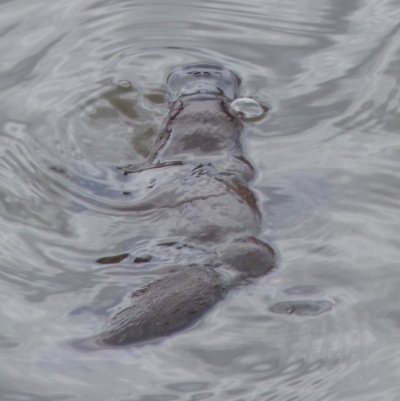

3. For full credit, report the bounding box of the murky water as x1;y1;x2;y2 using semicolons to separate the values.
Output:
1;0;400;399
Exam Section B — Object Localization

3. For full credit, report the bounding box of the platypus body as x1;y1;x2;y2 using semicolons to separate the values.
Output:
92;63;275;346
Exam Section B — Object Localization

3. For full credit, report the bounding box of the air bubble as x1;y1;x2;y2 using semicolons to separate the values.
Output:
118;80;131;89
231;98;266;120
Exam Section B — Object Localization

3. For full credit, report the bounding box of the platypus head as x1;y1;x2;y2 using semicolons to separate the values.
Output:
167;63;240;103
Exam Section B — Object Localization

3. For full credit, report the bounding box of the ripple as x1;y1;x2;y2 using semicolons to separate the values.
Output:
269;299;334;316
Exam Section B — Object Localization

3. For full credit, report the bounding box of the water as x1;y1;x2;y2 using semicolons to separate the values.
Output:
1;0;400;399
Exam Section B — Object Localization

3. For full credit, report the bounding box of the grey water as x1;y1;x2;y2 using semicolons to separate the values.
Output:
1;0;400;399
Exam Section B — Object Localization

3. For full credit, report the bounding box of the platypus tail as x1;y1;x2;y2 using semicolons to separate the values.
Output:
72;237;275;349
92;267;228;347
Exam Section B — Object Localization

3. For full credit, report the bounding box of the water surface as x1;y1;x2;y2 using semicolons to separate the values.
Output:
1;0;400;399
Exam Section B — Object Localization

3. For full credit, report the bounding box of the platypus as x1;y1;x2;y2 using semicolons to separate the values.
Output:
89;63;276;346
